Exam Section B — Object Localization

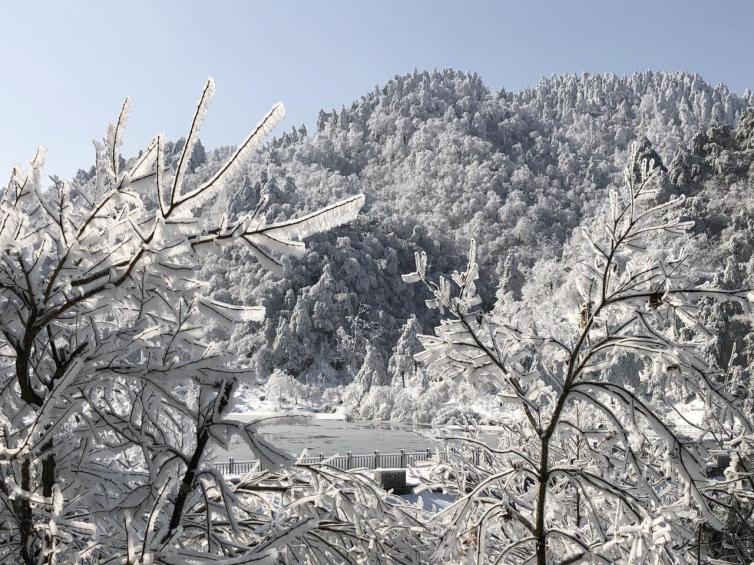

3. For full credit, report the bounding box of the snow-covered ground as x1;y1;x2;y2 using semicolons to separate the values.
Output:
227;381;715;467
667;397;708;439
230;382;334;416
400;489;456;512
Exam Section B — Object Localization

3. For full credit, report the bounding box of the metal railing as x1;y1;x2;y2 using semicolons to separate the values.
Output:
299;448;442;470
212;448;448;475
212;459;258;476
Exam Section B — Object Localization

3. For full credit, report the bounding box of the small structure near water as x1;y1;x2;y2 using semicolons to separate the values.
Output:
374;468;411;495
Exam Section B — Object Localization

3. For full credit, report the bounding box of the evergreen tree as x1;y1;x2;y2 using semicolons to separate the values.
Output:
287;297;313;373
495;250;524;304
355;343;388;393
311;264;338;333
387;314;422;388
272;316;292;366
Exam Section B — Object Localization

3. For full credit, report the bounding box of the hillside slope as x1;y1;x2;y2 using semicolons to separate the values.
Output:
188;71;753;411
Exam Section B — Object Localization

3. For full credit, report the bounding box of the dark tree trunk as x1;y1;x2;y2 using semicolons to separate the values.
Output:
162;381;234;544
15;459;36;565
535;441;549;565
41;440;56;497
163;429;209;543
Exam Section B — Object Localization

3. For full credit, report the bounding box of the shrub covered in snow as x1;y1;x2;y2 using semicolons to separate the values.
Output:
405;143;754;563
0;81;377;564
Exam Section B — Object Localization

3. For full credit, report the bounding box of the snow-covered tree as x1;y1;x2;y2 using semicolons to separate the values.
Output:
265;368;305;405
355;343;389;392
404;141;754;563
495;250;525;304
387;314;422;388
282;296;313;373
0;79;365;563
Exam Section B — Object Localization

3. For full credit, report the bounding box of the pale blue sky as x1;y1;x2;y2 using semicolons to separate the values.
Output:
1;0;753;178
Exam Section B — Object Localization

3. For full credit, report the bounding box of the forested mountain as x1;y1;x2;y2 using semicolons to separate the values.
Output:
174;70;754;419
9;67;754;563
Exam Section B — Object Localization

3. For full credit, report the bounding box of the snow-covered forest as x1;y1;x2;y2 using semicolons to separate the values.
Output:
3;70;754;563
191;71;754;425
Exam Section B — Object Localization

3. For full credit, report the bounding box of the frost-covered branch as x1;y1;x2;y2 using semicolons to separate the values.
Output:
0;79;366;563
404;141;754;563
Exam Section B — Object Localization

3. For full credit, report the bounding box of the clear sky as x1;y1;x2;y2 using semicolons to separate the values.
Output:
1;0;753;179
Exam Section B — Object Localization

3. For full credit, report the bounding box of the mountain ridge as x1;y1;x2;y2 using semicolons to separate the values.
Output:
185;70;754;419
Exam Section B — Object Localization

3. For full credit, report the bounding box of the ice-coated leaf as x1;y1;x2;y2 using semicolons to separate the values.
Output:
251;194;365;242
402;272;422;284
196;296;265;323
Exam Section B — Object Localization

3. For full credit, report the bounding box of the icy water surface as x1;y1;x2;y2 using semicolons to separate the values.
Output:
211;417;443;462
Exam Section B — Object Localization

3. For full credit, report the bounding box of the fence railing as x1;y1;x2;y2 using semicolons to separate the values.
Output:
212;459;259;476
299;448;444;470
212;448;449;475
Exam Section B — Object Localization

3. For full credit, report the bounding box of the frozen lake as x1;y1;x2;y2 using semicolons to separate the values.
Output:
210;416;446;462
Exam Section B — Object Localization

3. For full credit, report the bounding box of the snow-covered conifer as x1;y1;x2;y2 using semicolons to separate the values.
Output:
355;343;389;392
388;314;422;388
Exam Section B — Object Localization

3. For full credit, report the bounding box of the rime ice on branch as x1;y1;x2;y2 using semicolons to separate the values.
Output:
404;141;754;564
0;79;365;563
